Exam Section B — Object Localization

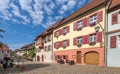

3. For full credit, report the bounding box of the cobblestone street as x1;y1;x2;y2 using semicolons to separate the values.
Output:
0;61;120;74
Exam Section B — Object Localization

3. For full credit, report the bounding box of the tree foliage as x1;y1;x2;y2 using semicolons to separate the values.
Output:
28;48;35;58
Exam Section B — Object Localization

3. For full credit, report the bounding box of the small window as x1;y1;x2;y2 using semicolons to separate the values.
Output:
56;31;59;36
57;55;60;59
77;37;82;43
77;21;83;30
63;28;67;34
56;42;59;49
63;55;66;59
63;40;67;46
90;14;97;26
89;35;96;42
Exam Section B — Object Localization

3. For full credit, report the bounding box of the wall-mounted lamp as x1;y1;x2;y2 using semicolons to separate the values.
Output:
95;26;100;32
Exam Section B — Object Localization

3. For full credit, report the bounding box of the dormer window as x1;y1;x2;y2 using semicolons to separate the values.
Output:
90;14;97;26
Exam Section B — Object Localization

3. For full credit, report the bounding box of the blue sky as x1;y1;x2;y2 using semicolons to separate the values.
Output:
0;0;91;50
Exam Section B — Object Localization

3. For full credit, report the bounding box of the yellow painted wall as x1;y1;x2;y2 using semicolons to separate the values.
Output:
53;5;106;51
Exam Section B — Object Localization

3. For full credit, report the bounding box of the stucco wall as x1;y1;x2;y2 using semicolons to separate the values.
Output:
107;9;120;32
53;6;105;51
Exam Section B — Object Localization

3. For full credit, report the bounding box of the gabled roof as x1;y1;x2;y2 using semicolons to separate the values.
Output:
60;0;107;25
108;0;120;9
0;44;10;51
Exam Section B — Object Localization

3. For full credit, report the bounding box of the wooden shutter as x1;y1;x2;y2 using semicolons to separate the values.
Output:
97;11;103;22
59;29;62;35
97;32;102;42
73;22;77;31
67;26;70;33
83;35;89;44
60;41;63;47
86;17;90;26
110;36;116;48
83;18;88;27
73;38;77;45
112;13;118;24
67;39;69;46
54;43;56;48
54;31;56;37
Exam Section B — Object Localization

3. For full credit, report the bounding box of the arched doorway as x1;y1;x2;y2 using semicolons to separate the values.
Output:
37;56;40;62
77;51;81;63
42;55;44;62
84;51;99;65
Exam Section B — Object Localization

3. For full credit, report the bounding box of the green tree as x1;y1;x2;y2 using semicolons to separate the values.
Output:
28;48;35;58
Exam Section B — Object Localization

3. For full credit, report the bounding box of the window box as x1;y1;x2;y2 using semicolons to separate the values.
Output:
77;27;82;31
90;22;96;27
89;41;96;46
77;42;82;47
63;45;66;49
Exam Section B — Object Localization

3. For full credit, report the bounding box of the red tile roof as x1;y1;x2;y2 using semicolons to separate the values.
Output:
0;44;10;51
60;0;107;25
109;0;120;9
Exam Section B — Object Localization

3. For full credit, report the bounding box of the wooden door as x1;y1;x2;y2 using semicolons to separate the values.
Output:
85;52;99;65
77;51;81;63
37;56;40;62
42;55;44;62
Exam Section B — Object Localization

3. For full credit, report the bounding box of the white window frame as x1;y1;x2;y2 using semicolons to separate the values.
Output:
77;37;82;43
63;28;67;34
89;35;96;42
77;21;83;28
56;31;59;36
56;42;59;48
63;40;67;46
90;14;97;24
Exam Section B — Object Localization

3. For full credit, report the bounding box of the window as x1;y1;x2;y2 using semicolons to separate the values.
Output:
90;14;97;26
89;35;96;42
56;42;59;49
63;28;67;35
63;40;67;47
77;21;83;30
89;34;96;45
112;12;118;25
56;31;59;36
57;55;60;60
48;45;51;51
77;37;82;43
63;55;66;59
110;36;116;48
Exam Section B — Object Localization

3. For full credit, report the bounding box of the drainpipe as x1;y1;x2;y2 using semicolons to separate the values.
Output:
104;0;112;66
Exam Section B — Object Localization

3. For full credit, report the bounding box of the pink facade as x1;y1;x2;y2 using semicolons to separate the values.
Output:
54;47;104;66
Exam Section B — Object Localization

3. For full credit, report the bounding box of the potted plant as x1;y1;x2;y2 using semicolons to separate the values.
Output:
77;26;82;31
63;45;66;49
90;22;96;27
77;42;82;47
89;41;96;46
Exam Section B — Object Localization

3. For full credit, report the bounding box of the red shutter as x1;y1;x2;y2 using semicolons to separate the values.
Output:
60;55;62;60
73;22;77;31
54;31;56;37
83;35;89;44
97;32;102;42
67;26;70;33
110;36;116;48
97;11;103;22
60;41;63;47
83;18;87;27
59;29;62;35
54;43;56;48
86;17;90;26
66;55;68;60
73;38;77;45
67;39;69;46
112;13;118;24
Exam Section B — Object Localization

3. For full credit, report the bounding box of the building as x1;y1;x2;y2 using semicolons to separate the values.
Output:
0;44;11;59
53;0;108;66
35;26;53;63
106;0;120;67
